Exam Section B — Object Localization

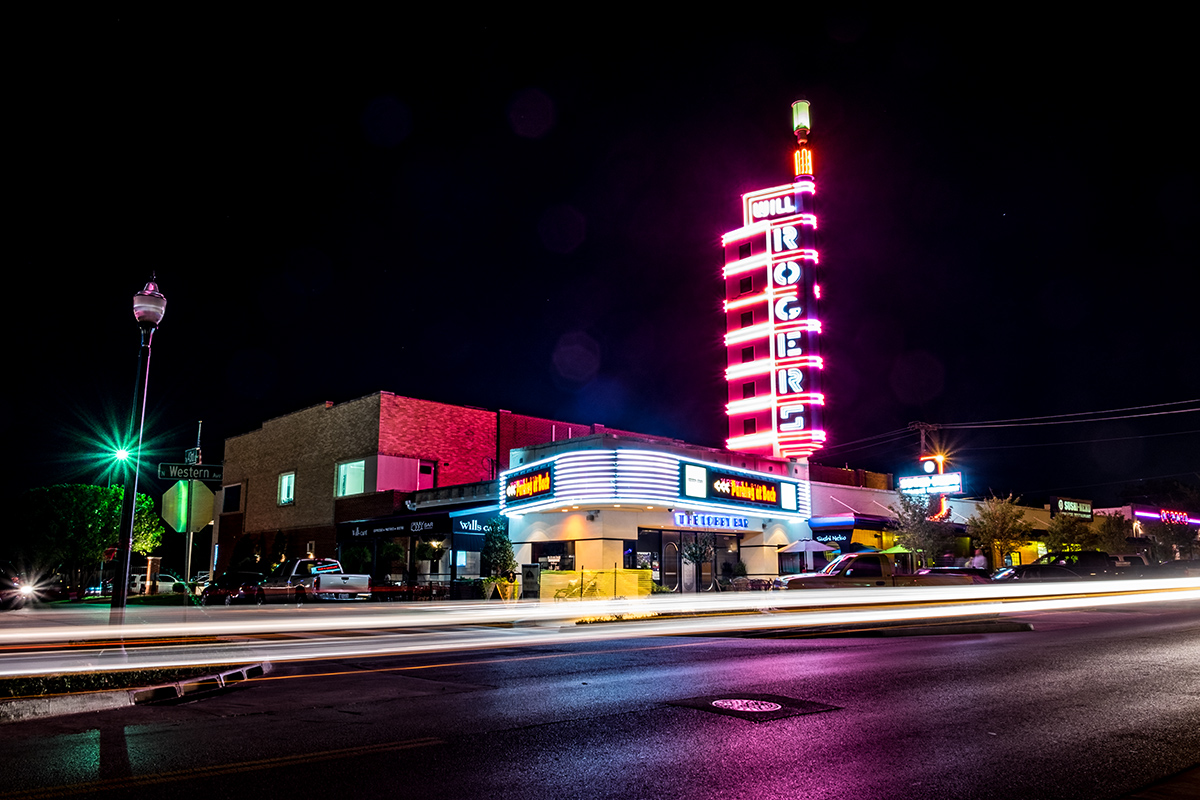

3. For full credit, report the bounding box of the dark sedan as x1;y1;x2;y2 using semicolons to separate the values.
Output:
200;572;267;606
915;567;993;584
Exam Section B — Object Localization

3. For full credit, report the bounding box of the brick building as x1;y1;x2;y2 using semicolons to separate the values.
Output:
211;392;659;575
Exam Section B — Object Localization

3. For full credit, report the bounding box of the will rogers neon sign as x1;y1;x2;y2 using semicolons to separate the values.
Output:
723;101;826;459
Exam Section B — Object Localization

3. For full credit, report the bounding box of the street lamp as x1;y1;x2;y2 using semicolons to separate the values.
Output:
109;277;166;622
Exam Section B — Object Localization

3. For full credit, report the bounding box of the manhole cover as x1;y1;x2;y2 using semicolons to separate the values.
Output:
669;693;840;722
711;699;782;712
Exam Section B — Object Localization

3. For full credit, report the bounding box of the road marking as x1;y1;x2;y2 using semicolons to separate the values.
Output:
249;639;716;682
0;738;444;799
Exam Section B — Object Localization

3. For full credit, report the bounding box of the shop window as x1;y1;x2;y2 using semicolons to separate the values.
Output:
741;346;754;363
336;460;366;497
532;541;575;571
740;311;753;328
278;472;295;506
221;484;242;513
739;276;752;294
742;382;756;399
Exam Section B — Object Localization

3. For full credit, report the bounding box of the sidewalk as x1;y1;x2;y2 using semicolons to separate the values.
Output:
0;662;271;724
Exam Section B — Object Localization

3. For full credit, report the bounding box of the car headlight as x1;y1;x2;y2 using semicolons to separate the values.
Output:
19;584;35;596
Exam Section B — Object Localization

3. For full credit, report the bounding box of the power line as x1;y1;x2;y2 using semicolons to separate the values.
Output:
941;406;1200;430
957;428;1200;452
939;398;1200;429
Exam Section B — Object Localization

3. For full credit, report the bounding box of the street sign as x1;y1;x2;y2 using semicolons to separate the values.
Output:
158;463;223;481
163;480;215;534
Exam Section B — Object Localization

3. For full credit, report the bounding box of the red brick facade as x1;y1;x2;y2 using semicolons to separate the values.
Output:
214;392;659;572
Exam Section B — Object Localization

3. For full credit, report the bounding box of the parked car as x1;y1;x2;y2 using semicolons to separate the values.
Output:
915;567;993;584
1152;560;1200;578
129;573;184;595
992;564;1083;582
994;551;1138;583
200;572;267;606
782;553;977;589
262;558;371;602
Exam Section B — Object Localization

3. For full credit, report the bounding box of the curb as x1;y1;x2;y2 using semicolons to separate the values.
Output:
0;662;272;724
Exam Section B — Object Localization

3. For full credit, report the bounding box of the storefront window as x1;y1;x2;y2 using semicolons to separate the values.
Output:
639;528;741;593
532;541;574;571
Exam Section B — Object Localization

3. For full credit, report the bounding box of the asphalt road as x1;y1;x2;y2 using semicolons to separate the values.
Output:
2;601;1198;800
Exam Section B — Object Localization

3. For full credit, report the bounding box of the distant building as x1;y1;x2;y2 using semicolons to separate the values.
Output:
212;391;656;577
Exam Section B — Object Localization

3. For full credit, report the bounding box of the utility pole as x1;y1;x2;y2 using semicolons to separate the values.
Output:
908;421;939;456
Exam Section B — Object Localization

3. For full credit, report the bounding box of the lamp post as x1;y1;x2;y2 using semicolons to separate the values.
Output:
109;278;166;623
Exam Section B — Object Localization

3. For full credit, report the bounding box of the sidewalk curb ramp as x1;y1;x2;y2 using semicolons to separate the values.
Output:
0;662;272;724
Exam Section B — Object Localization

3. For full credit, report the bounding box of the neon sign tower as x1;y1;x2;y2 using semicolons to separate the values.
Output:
722;100;826;458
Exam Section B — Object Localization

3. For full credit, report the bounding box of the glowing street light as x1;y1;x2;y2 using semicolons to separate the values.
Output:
109;278;166;622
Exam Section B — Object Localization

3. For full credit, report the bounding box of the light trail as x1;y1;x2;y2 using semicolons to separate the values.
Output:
1;580;1196;677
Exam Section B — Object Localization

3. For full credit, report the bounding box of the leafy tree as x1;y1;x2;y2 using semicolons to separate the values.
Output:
681;533;715;568
1147;522;1197;560
1092;512;1134;554
889;493;956;567
1043;513;1096;551
967;495;1034;566
7;484;164;596
377;540;406;577
480;516;517;577
340;545;373;573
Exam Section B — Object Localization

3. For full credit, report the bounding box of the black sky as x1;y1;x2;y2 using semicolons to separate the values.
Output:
9;13;1198;509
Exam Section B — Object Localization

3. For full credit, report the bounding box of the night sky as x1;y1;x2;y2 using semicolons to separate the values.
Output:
9;14;1198;510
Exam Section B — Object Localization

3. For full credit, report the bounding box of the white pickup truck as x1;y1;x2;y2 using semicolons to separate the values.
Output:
262;558;372;602
783;553;978;589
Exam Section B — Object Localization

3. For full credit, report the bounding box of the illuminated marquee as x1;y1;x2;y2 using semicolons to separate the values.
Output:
500;449;806;520
503;465;553;501
723;100;826;458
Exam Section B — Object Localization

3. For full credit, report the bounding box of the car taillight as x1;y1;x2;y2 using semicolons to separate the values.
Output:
314;576;320;590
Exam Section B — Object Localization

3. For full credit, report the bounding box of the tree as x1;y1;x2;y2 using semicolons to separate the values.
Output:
681;532;715;567
967;495;1034;566
1147;522;1197;561
480;516;517;577
1092;512;1134;554
340;545;373;574
7;484;164;596
889;493;955;567
1043;513;1096;551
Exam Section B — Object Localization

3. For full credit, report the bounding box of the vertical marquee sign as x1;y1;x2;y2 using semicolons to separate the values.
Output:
722;100;826;458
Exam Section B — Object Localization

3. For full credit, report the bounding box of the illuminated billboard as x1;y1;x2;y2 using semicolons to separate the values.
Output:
723;100;826;458
898;472;964;496
499;449;808;520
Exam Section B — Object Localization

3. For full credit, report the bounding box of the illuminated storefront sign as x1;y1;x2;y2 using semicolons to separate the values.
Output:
503;465;553;501
1132;505;1200;526
672;512;749;530
898;472;963;496
1050;497;1093;520
724;100;826;458
682;464;797;512
500;449;807;520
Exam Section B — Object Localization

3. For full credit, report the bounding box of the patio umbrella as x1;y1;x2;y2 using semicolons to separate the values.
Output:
880;544;915;573
778;539;836;571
